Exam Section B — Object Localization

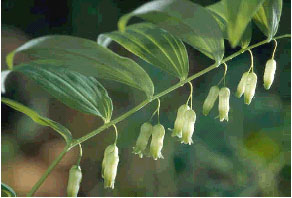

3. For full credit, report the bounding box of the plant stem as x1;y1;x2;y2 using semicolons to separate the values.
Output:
76;144;83;166
26;146;69;197
69;34;290;149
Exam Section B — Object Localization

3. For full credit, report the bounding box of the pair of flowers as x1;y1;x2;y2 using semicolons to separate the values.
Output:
67;144;120;193
98;122;165;190
133;104;196;160
171;105;196;145
202;73;256;122
236;58;277;103
133;122;165;160
203;86;230;122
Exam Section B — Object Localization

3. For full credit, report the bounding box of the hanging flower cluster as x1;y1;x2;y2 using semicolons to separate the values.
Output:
133;122;165;160
235;42;278;107
170;104;197;145
203;85;230;122
96;41;279;191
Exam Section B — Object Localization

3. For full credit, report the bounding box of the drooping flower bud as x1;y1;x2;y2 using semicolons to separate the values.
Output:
102;144;119;189
236;72;249;98
263;59;276;90
150;124;165;160
244;72;257;105
203;86;219;116
133;122;153;158
181;109;196;145
219;87;230;122
171;104;190;138
67;165;82;197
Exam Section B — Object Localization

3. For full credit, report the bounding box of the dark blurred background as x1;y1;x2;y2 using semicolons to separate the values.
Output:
1;0;291;196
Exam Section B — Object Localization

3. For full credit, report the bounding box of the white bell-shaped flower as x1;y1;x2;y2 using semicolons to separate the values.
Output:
244;72;257;105
203;86;219;116
67;165;82;197
236;72;249;98
263;59;276;90
133;122;153;158
181;109;196;145
150;124;165;160
219;87;230;122
171;104;190;138
102;144;119;189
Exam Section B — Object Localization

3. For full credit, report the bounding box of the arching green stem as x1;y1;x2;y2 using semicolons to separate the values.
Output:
76;144;83;166
27;145;70;196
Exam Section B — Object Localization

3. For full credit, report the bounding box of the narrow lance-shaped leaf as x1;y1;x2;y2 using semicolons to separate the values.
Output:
14;63;113;123
2;98;72;144
98;23;189;80
253;0;282;41
118;0;224;63
207;1;252;49
6;35;154;98
225;0;265;48
1;183;16;197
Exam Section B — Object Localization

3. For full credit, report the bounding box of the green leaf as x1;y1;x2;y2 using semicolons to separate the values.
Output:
1;183;16;197
14;63;113;123
6;35;154;98
207;0;252;49
207;0;227;22
1;70;11;94
240;22;252;49
253;0;282;41
2;98;72;144
225;0;264;48
118;0;224;63
98;23;189;80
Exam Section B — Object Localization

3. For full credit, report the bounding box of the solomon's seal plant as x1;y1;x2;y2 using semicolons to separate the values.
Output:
1;0;290;196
